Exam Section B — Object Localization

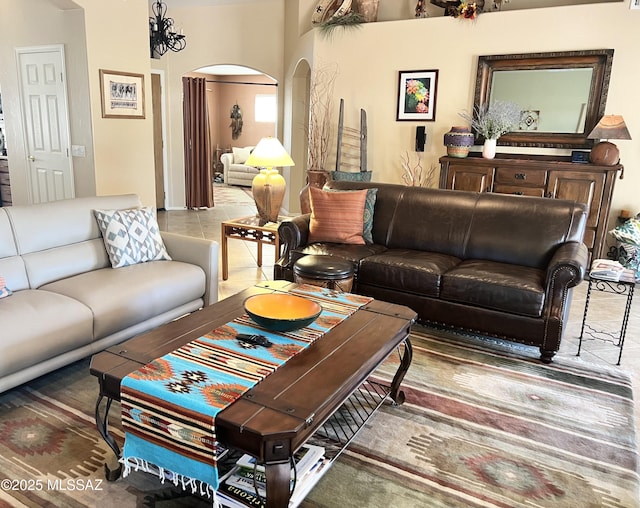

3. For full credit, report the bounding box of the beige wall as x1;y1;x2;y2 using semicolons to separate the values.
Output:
306;2;640;236
76;0;155;205
212;74;277;150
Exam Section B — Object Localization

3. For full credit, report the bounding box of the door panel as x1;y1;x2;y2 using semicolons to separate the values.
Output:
447;166;494;193
18;46;74;203
547;170;605;228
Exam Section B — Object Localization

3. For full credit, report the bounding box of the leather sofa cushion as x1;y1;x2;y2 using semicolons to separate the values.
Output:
440;259;545;317
0;289;94;378
41;260;205;339
359;249;461;297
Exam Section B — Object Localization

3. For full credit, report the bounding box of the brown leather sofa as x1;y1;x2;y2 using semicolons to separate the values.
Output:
275;181;589;363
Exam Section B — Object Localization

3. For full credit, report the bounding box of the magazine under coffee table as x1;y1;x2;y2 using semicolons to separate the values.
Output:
89;281;416;508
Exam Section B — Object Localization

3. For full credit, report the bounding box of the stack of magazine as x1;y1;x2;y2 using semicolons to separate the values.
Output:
589;258;626;281
217;444;327;508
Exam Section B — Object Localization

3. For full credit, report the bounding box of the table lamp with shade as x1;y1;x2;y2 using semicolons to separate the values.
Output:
245;137;295;225
588;115;632;165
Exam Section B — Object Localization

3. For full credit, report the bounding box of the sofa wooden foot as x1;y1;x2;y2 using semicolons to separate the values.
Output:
540;350;555;364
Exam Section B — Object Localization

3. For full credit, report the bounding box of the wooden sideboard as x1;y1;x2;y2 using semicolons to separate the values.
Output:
439;153;623;262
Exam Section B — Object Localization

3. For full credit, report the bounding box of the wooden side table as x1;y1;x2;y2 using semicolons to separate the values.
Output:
578;269;637;365
221;215;284;280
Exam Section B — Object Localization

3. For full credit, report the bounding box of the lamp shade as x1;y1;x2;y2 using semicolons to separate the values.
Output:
245;137;295;168
588;115;632;141
587;115;632;166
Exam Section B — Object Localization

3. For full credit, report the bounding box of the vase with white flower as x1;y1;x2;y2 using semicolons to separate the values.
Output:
459;101;522;159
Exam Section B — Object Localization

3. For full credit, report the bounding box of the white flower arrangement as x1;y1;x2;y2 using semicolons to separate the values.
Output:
460;100;522;140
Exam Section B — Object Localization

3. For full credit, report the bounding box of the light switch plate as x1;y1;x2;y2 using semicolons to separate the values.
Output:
71;145;86;157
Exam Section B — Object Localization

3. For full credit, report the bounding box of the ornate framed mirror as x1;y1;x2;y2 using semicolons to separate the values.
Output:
474;49;614;149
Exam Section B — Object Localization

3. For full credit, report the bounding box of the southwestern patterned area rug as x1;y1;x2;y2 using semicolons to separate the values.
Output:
0;327;637;508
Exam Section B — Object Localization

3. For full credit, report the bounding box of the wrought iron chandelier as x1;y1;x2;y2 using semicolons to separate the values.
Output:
149;0;186;58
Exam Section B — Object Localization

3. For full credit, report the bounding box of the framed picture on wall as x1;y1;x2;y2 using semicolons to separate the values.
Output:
99;69;145;119
631;0;640;9
396;69;439;121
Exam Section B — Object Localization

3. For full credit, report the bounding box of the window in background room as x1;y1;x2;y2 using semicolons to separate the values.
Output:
255;94;277;123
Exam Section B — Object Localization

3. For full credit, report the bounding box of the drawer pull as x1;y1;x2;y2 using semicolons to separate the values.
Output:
515;173;526;180
513;191;524;195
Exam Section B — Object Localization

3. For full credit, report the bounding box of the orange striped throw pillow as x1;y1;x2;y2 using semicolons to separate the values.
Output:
308;186;367;245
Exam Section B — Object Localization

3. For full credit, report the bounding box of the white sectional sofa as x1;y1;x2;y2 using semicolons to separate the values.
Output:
221;146;257;186
0;194;218;393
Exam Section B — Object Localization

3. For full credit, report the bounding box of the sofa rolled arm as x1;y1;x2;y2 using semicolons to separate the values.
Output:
161;232;219;307
545;241;589;289
274;214;311;279
221;153;233;184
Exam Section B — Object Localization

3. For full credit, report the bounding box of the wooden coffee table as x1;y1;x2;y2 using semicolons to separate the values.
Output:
90;281;416;508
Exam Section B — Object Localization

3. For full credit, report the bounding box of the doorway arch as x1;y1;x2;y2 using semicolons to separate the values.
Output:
193;64;277;180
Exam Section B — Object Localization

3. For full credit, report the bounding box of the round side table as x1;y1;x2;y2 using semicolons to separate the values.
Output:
293;255;355;292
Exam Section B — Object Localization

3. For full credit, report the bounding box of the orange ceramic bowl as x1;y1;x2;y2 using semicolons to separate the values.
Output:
244;293;322;332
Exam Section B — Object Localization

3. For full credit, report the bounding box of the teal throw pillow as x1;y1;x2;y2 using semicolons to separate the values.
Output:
362;188;378;244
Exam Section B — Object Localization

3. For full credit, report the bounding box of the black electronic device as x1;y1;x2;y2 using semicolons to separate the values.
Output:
571;150;590;163
415;126;426;152
236;333;273;347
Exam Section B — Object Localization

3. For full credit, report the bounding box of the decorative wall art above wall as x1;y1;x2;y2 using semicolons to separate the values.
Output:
396;69;439;121
99;70;145;119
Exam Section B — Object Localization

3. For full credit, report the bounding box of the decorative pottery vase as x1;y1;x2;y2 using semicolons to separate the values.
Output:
299;169;329;214
444;126;474;158
354;0;380;22
482;138;497;159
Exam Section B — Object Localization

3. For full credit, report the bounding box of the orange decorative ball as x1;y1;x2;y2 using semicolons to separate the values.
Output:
589;142;620;166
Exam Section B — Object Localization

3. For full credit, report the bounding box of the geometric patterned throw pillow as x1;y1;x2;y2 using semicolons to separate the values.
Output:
93;207;171;268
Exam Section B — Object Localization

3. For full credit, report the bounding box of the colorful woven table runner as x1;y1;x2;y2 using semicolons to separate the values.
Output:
120;285;372;495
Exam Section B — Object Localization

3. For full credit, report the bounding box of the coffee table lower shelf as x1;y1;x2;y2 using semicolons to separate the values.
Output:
214;376;400;508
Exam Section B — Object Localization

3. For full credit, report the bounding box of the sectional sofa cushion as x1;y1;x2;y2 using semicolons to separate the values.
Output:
40;261;205;339
1;289;94;377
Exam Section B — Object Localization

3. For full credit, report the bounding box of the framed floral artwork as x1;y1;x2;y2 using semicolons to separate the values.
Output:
396;69;439;121
99;69;145;119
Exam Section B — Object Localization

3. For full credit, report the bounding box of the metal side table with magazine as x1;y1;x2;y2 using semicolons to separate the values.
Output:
578;269;637;365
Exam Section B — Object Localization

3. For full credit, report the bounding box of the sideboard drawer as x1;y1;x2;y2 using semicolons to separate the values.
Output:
495;168;547;187
494;184;546;197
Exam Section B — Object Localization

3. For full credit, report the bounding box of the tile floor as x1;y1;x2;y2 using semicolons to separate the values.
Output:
158;184;640;423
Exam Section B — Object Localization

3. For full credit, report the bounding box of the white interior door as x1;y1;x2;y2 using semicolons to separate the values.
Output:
17;45;74;203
